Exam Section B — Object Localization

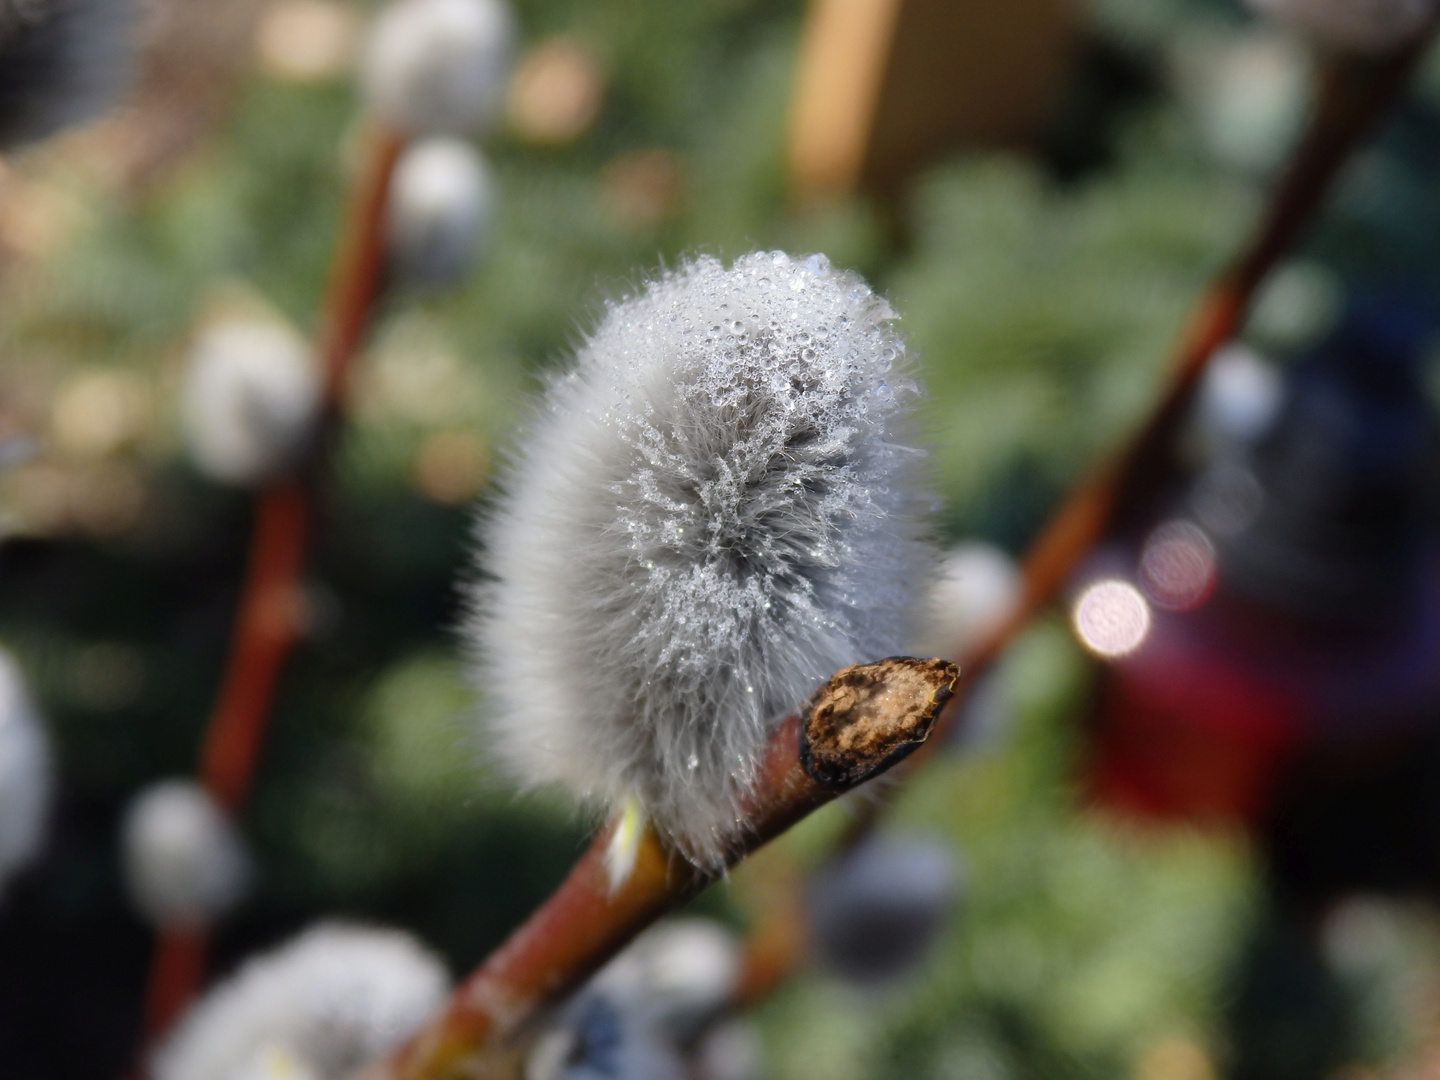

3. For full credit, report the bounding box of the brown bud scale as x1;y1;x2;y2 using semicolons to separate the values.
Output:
799;656;958;788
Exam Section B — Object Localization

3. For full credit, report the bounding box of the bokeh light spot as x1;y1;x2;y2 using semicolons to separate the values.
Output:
1072;579;1151;658
1140;520;1217;611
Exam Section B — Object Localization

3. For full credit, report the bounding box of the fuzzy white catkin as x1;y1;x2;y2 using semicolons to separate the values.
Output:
526;992;685;1080
592;919;739;1041
528;919;741;1080
121;779;248;927
1245;0;1434;52
0;0;134;150
0;649;51;893
1195;343;1284;450
694;1020;763;1080
386;137;495;288
361;0;516;135
470;251;932;865
182;318;320;486
911;542;1020;659
808;833;961;986
153;923;450;1080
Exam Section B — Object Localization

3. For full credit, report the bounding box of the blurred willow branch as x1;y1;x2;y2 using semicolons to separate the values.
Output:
928;31;1439;744
139;121;406;1045
349;658;957;1080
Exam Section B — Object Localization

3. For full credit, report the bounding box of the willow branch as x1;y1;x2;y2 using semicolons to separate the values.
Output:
139;925;210;1045
315;123;407;410
728;851;808;1008
195;478;310;810
348;657;958;1080
930;29;1438;743
138;121;406;1046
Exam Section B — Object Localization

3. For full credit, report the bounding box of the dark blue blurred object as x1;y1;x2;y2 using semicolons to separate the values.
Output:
1215;291;1439;624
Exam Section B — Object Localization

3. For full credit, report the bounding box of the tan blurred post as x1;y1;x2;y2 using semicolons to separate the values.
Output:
789;0;1077;202
789;0;904;199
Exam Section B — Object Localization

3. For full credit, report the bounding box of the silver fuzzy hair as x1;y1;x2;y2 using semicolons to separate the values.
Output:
386;136;494;289
121;779;249;927
152;922;449;1080
468;251;933;865
361;0;516;136
0;0;134;151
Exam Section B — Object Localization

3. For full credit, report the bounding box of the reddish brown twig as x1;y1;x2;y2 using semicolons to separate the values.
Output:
140;926;209;1043
140;476;310;1040
137;121;406;1049
350;658;957;1080
197;477;310;810
315;124;407;408
932;31;1438;743
728;851;809;1008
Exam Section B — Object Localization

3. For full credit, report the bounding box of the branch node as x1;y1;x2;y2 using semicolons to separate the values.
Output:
799;657;958;787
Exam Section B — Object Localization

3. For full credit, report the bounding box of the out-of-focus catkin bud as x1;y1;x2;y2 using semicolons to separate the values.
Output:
361;0;516;136
694;1020;762;1080
121;779;248;927
528;919;743;1080
0;0;135;151
225;1043;320;1080
0;649;50;895
181;318;320;486
1244;0;1434;52
468;251;934;868
526;991;686;1080
152;923;449;1080
807;833;961;986
912;541;1021;659
386;136;494;289
914;543;1021;754
1194;343;1284;453
594;919;739;1042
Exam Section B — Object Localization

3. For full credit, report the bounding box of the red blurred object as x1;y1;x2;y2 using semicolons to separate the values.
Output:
1090;620;1302;826
1084;298;1440;837
1087;580;1440;825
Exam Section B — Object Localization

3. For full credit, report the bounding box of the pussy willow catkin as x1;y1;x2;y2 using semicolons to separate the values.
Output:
469;252;933;866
